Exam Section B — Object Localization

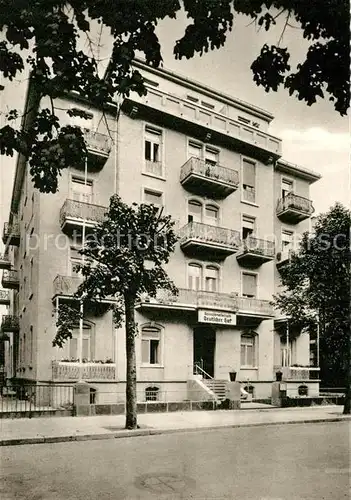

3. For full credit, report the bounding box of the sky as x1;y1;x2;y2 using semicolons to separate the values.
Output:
0;8;349;236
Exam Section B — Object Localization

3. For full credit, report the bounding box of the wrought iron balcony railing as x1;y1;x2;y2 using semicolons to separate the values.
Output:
0;289;10;305
52;360;116;381
1;315;19;332
59;199;107;230
180;157;239;196
276;193;314;222
140;288;274;317
179;222;241;257
237;236;275;267
2;270;19;289
2;221;20;246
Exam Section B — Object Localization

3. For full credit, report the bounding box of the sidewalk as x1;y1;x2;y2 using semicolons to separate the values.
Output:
0;405;349;446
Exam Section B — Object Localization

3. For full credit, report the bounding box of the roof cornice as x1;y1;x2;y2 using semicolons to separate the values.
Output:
276;159;321;184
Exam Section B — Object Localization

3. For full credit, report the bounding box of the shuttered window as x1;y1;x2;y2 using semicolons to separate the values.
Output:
242;273;257;298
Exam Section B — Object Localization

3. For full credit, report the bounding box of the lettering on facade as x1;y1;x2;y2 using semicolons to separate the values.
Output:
198;309;236;326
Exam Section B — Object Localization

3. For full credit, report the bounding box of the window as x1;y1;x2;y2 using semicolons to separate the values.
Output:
71;177;93;204
204;204;219;225
188;141;202;159
188;140;219;165
242;159;256;203
242;273;257;298
144;126;163;177
30;326;33;365
281;342;292;366
205;266;219;292
204;148;218;166
281;230;294;251
69;324;93;360
188;200;202;223
242;215;255;240
70;108;94;129
144;189;163;209
282;178;293;198
201;101;215;110
188;263;202;291
241;335;256;367
70;246;83;276
141;326;161;365
188;200;219;225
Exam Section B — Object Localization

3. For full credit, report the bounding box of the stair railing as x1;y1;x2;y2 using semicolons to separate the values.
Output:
194;363;213;380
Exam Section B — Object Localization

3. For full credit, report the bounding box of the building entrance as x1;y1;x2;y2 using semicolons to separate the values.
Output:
193;326;216;378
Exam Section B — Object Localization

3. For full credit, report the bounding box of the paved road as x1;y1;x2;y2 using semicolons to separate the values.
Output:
1;422;349;499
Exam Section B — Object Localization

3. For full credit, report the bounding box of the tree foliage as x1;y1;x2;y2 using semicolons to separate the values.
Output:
54;195;178;428
0;1;349;193
274;203;351;411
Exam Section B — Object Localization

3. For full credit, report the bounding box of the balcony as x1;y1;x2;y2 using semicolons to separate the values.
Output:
179;222;240;259
180;157;239;198
53;275;117;308
276;248;294;270
81;128;112;168
1;315;19;333
121;87;282;163
281;366;320;381
276;193;314;223
2;221;20;246
52;361;116;381
138;288;274;319
2;270;19;289
0;253;11;270
236;236;275;267
59;199;107;234
0;289;10;306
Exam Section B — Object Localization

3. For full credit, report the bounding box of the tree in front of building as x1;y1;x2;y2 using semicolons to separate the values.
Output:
0;1;349;193
54;195;178;429
274;203;351;414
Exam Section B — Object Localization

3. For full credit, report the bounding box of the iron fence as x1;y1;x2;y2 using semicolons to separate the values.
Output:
0;384;74;416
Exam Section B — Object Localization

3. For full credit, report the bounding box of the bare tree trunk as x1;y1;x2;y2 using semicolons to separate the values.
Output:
124;294;138;429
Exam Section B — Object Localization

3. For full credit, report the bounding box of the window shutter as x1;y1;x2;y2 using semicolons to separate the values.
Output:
243;274;257;297
243;160;255;187
141;340;149;363
69;338;78;359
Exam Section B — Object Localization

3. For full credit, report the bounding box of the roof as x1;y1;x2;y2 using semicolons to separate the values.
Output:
276;159;322;184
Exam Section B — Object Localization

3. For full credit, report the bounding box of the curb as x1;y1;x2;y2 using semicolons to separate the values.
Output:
1;416;350;447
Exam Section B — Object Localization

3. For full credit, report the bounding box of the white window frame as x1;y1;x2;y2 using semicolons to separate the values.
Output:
281;176;295;198
142;187;164;212
141;324;164;367
70;175;94;203
187;138;220;164
187;261;221;292
240;333;258;368
241;271;259;299
241;214;256;240
187;198;221;226
69;324;94;361
143;123;165;179
281;229;294;252
241;156;258;206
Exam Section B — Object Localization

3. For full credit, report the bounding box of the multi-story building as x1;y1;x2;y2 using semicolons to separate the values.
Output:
0;59;321;403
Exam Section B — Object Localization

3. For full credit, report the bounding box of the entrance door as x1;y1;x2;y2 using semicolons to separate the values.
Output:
193;326;216;378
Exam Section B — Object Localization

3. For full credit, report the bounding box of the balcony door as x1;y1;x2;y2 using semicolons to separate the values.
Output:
282;179;293;199
188;200;202;224
71;177;93;204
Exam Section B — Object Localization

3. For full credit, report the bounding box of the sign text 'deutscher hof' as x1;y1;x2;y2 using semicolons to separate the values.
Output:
198;309;236;326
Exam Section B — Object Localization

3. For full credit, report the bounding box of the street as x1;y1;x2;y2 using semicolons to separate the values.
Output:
0;422;349;500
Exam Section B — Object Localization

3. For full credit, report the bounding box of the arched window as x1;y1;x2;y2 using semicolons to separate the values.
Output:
204;204;219;225
141;325;162;365
188;263;202;291
204;266;219;292
240;333;257;367
188;200;202;223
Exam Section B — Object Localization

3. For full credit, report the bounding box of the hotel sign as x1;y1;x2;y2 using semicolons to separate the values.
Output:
198;309;236;326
